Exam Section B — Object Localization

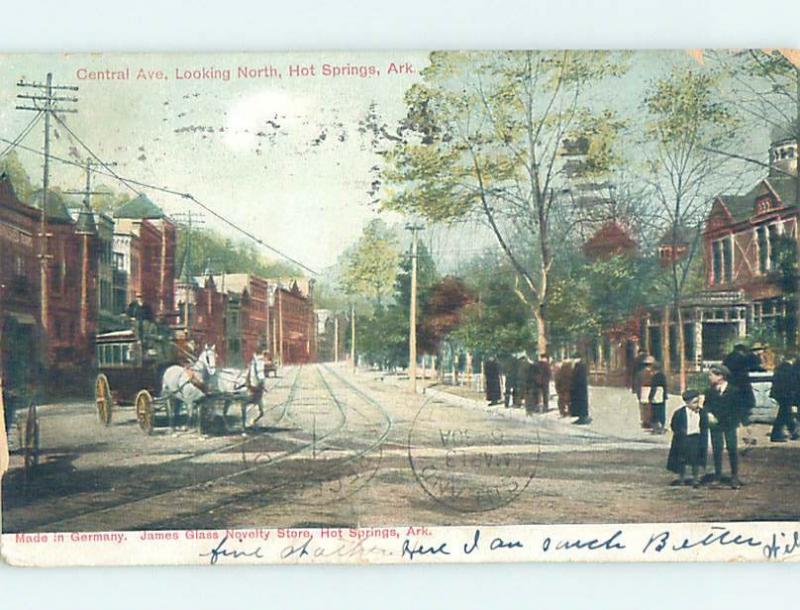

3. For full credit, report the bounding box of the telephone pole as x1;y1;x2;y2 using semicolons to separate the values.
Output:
350;303;356;373
16;73;78;356
406;223;424;393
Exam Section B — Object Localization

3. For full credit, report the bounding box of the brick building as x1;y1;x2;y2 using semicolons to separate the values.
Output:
641;135;799;372
30;188;96;368
0;174;41;387
210;273;269;367
112;194;176;318
270;279;316;365
0;174;100;382
173;273;228;363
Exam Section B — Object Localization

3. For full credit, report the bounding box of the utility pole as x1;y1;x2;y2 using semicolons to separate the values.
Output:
16;73;78;361
173;211;205;333
350;302;356;373
333;314;339;363
406;223;424;393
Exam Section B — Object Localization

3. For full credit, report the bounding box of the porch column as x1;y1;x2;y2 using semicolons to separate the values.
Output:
694;311;703;369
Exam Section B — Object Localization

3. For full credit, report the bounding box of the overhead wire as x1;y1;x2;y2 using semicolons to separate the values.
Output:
0;118;320;276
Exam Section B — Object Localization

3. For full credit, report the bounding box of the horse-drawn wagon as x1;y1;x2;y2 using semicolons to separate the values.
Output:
94;317;270;435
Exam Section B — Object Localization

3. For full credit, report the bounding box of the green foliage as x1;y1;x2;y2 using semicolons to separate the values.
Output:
178;226;301;278
381;51;628;350
338;218;401;304
90;184;132;214
450;253;535;356
0;151;34;201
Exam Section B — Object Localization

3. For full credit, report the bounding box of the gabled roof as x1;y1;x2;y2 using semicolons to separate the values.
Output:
113;193;165;219
28;189;74;223
716;176;799;224
582;220;637;260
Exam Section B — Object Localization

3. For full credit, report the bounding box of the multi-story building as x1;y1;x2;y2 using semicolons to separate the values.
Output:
270;279;316;365
643;134;799;372
0;174;41;387
113;194;176;318
173;273;228;363
30;189;96;368
210;273;270;367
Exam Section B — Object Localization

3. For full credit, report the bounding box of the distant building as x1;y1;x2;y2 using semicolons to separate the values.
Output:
582;220;637;260
657;224;695;268
173;273;228;363
270;279;316;365
208;273;269;367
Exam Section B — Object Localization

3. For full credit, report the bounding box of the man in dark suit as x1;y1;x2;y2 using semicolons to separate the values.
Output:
770;354;799;442
722;343;762;424
484;356;502;406
570;354;591;425
704;364;744;489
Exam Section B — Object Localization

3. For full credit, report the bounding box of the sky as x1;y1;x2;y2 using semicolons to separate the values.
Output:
0;51;778;275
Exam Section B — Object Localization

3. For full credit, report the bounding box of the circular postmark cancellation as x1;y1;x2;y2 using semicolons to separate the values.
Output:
407;398;540;513
289;446;384;506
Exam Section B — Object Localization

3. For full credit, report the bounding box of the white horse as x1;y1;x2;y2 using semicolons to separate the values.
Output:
216;354;269;434
161;344;218;433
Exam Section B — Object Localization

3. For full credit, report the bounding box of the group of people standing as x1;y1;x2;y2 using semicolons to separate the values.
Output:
483;353;592;425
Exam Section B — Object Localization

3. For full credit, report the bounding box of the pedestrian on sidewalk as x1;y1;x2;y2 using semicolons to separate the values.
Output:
570;353;591;425
513;354;528;408
484;356;502;406
537;353;552;413
649;362;668;434
637;356;655;430
667;389;709;488
770;354;799;442
704;364;744;489
524;352;540;415
554;358;574;417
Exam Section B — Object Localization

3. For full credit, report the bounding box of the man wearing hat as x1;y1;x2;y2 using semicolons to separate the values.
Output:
667;389;709;488
704;364;744;489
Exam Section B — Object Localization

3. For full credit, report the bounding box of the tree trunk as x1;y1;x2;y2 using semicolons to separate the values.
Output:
534;307;547;355
676;304;687;392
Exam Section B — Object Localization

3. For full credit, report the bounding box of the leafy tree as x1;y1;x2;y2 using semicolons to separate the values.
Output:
177;226;301;279
90;184;132;215
338;218;401;306
643;67;739;388
383;51;627;354
0;150;34;201
452;258;535;359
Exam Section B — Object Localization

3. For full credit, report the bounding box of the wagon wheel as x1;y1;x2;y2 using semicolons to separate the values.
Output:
23;400;40;475
135;390;154;435
95;373;113;426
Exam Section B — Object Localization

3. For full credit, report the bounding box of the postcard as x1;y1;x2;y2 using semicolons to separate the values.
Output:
2;50;800;566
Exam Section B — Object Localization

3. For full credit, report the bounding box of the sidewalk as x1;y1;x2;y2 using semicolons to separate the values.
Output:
364;368;675;445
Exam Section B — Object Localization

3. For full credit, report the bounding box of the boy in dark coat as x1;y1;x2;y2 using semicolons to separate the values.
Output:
667;389;709;488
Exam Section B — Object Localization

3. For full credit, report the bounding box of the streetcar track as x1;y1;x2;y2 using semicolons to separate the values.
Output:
14;366;305;531
19;365;395;531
